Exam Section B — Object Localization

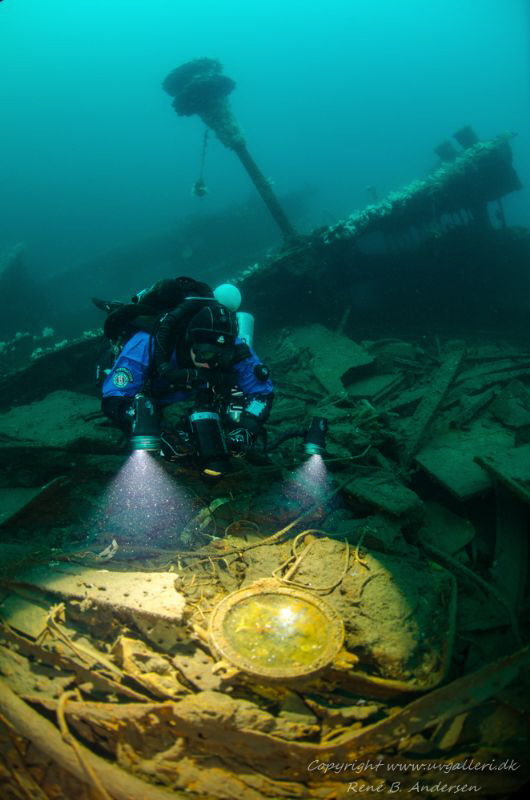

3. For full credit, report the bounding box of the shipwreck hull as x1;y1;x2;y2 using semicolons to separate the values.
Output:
234;134;528;337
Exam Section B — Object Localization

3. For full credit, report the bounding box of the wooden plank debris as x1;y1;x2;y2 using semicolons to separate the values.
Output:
319;338;372;381
333;644;530;760
490;379;530;429
344;471;423;518
0;620;151;702
347;372;405;402
451;366;530;398
466;345;530;362
454;357;530;385
418;502;475;555
0;678;182;800
449;386;497;429
382;384;425;414
289;325;375;394
112;635;191;698
415;424;513;500
18;645;530;778
0;593;49;639
401;348;465;468
2;565;187;647
475;445;530;505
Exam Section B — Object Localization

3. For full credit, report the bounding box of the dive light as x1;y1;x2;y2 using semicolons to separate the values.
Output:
129;394;162;452
303;416;328;456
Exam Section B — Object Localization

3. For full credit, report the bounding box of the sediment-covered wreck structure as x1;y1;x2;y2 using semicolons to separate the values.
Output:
0;128;529;799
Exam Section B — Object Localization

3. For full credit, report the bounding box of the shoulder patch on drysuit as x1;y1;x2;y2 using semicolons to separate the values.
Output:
112;367;134;388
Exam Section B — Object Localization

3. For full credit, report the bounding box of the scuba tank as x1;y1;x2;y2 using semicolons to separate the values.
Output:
235;311;254;346
212;284;256;425
230;309;257;427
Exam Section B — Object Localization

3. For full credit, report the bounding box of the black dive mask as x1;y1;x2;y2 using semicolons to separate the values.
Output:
193;343;235;369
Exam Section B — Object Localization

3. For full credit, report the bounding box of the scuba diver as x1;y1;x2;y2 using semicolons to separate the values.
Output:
95;276;273;476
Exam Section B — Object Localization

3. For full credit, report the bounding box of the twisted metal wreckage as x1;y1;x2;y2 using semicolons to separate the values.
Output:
0;128;529;799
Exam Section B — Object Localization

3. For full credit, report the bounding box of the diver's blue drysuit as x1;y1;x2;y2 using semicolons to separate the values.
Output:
101;330;273;433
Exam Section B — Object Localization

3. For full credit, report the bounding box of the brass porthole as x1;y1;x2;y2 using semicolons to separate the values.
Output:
208;579;344;680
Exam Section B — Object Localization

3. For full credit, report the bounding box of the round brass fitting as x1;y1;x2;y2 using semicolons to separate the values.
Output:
208;579;344;681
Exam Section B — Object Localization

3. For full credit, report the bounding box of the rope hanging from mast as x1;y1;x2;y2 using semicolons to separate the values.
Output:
192;128;209;198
